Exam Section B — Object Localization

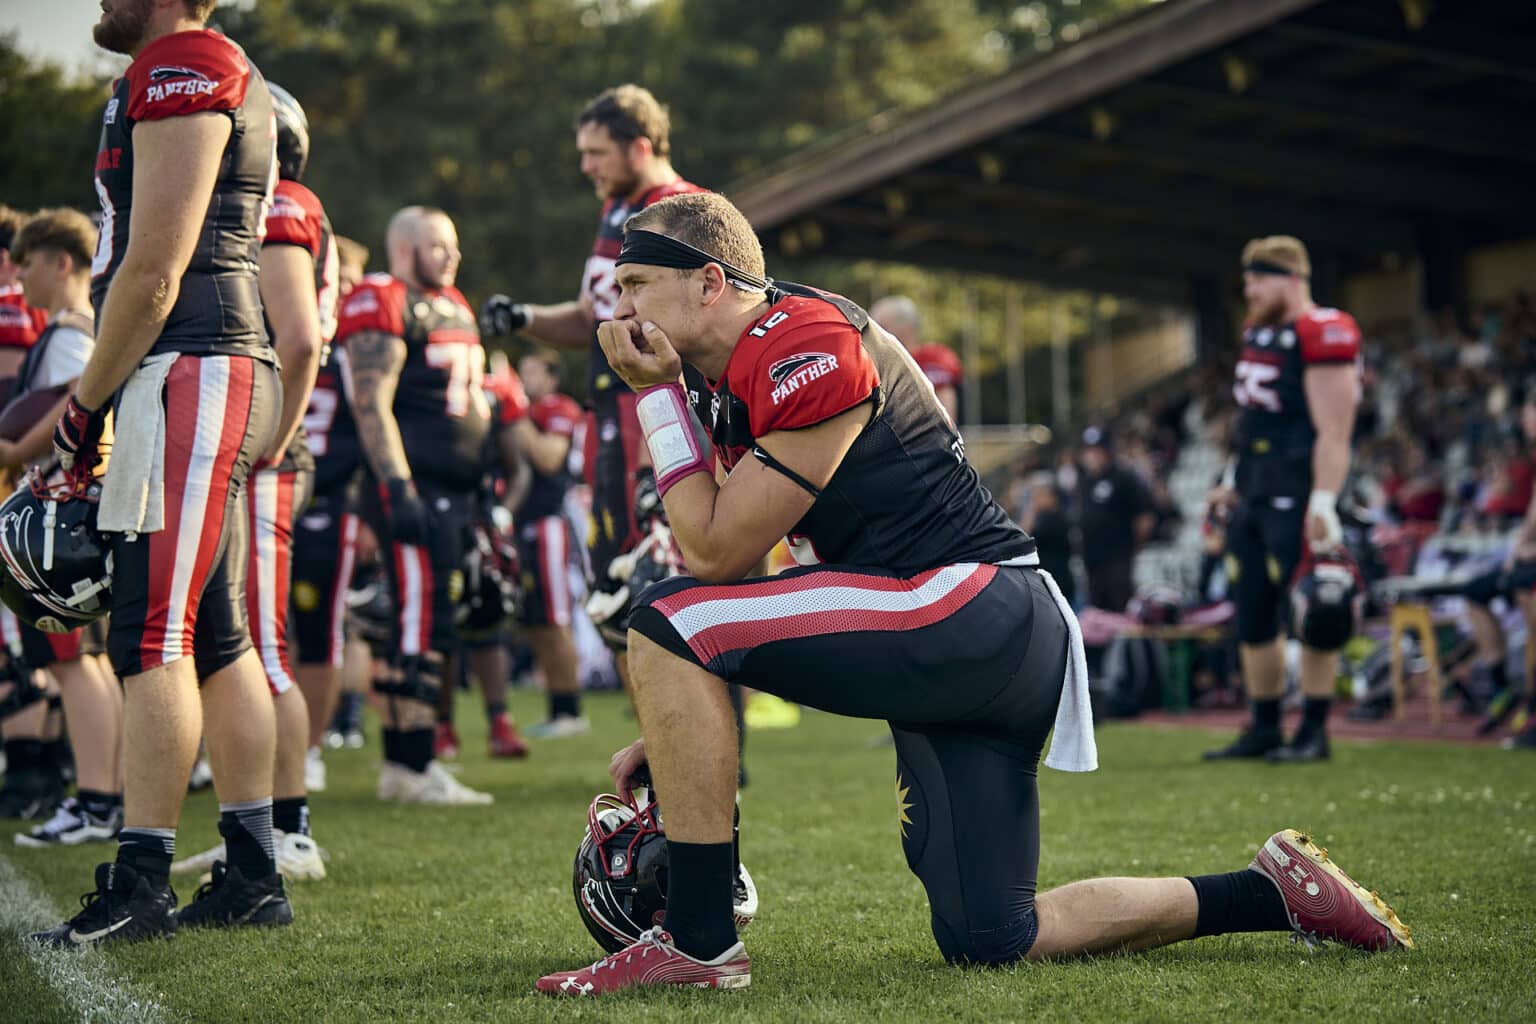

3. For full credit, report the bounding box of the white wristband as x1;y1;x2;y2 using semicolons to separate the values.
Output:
635;383;710;497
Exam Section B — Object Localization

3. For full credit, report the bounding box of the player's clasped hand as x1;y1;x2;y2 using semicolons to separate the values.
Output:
609;737;648;794
479;294;530;336
597;320;682;391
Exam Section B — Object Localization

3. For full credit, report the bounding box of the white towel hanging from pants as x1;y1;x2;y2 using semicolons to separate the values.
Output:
98;352;179;535
1037;568;1098;772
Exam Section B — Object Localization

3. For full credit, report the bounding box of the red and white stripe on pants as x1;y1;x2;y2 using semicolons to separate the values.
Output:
648;563;996;671
537;516;572;627
138;356;255;669
393;541;433;657
247;465;298;696
323;513;359;667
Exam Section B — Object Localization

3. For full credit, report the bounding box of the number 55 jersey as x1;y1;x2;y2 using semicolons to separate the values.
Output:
1231;307;1361;501
332;273;491;491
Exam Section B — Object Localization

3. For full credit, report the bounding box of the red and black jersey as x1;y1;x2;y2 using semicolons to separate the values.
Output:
92;30;276;361
582;179;706;401
515;392;583;523
263;178;338;472
333;273;490;492
0;286;49;351
1232;306;1362;500
682;282;1035;574
911;344;962;391
302;355;358;494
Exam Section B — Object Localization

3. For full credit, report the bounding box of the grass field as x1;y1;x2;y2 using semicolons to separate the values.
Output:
2;689;1533;1023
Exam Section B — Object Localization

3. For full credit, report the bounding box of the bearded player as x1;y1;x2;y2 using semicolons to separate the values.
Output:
533;194;1409;995
334;205;495;806
479;86;704;640
33;0;288;946
1205;236;1362;765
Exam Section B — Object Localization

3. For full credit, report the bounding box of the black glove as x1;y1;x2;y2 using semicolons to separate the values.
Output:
53;394;106;472
632;466;664;529
479;294;530;336
379;477;431;546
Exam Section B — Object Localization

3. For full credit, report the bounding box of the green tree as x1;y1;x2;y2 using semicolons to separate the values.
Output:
0;34;112;212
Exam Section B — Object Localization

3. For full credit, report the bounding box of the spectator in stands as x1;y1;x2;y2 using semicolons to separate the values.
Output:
1076;426;1152;612
1020;473;1074;606
1382;439;1444;524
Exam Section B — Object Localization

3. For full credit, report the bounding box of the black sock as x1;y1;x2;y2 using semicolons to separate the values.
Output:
550;693;581;719
1;739;43;773
1252;698;1281;732
1188;870;1290;937
485;701;506;722
1489;661;1509;692
117;827;176;885
661;840;738;960
78;789;120;820
398;728;434;772
219;799;277;879
382;728;403;765
335;692;363;731
1302;697;1331;733
273;796;310;836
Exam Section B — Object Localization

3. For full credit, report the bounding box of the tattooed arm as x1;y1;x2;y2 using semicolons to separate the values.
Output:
340;329;412;481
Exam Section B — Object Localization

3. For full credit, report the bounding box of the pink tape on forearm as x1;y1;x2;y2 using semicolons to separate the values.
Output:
635;383;711;497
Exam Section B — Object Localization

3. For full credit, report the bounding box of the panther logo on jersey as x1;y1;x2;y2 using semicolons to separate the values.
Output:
767;352;839;406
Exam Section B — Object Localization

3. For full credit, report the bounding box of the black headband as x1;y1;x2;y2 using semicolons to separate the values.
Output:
616;229;770;292
1243;259;1304;278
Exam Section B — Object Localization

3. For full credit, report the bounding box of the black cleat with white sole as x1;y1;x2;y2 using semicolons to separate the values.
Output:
175;861;293;930
28;862;177;948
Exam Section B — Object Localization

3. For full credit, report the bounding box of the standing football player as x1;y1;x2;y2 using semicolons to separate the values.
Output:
533;195;1408;996
480;86;704;648
171;81;333;882
4;208;125;846
869;295;961;424
0;205;51;377
334;205;495;805
32;0;288;947
511;346;588;737
1205;237;1362;764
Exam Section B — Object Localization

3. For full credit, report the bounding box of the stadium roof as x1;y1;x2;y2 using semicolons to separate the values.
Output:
730;0;1536;304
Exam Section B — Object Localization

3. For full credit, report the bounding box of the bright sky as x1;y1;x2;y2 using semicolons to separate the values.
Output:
0;0;111;71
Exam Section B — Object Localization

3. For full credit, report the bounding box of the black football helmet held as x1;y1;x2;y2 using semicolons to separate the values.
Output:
268;81;310;182
458;518;521;638
586;518;685;652
0;474;112;633
573;782;757;954
1291;551;1363;652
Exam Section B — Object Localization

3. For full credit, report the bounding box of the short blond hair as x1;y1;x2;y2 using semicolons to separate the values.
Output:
335;235;368;275
1242;235;1311;277
627;193;765;286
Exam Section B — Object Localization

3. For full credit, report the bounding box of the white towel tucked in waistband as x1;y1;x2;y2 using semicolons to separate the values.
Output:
1037;568;1098;772
98;352;179;535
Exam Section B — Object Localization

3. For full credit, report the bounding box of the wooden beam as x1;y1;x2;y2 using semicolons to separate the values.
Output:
732;0;1326;229
1130;79;1534;164
1002;129;1530;224
1271;21;1536;86
815;201;1236;276
900;167;1415;254
784;226;1191;304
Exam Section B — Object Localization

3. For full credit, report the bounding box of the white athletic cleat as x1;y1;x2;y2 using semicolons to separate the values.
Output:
527;715;592;740
379;760;494;805
14;798;122;847
172;837;229;877
276;831;327;881
306;747;327;792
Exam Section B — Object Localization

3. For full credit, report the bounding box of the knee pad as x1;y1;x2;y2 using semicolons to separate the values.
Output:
372;653;443;705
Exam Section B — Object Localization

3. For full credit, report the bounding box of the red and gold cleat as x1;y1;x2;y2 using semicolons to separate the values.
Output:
1250;829;1413;951
535;929;750;996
